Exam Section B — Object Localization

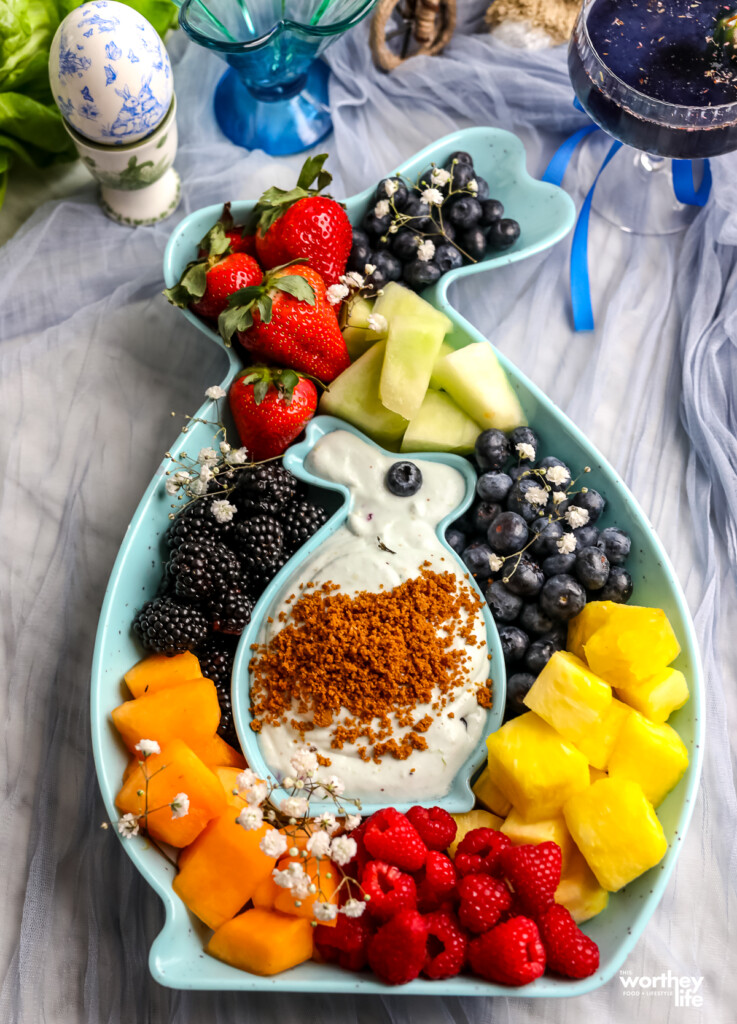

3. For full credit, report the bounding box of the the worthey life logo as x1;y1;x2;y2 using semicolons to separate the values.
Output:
619;969;704;1008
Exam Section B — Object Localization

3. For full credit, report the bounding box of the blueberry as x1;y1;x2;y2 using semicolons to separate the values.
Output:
540;624;567;647
385;461;422;496
362;208;392;238
525;637;559;675
469;501;503;535
371;234;393;252
539;574;587;621
498;625;529;665
474;176;490;200
403;259;442;290
446;196;483;229
488;511;529;554
542;552;577;577
448;161;476;189
509;426;539;460
505;478;549;523
391;228;420;262
519;601;555;635
568;488;606;524
446;527;466;555
403;196;434;232
480;198;504;226
475;428;511;470
447;150;474;167
509;465;531;483
457;227;487;261
365;267;387;291
536;456;571;490
417;166;438;190
376;177;408;209
434;242;464;273
599;565;633;603
487;218;521;251
371;250;402;282
505;672;536;719
504;555;545;597
462;541;496;579
530;519;565;558
485;581;523;623
597;526;631;565
477;471;513;504
347;241;371;273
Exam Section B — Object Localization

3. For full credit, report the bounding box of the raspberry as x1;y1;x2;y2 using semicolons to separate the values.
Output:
363;807;427;872
415;850;457;912
406;805;457;851
454;828;511;877
468;916;546;986
422;910;467;980
367;908;428;985
457;874;513;934
498;841;562;918
538;904;599;979
362;860;417;921
314;913;374;972
343;818;370;880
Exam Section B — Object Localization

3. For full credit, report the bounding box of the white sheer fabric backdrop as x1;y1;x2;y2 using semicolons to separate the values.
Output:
1;3;736;1021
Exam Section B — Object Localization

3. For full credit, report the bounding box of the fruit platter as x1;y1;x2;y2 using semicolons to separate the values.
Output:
91;127;703;996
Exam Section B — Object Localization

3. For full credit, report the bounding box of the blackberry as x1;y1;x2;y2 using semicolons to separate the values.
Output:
208;582;253;635
134;596;209;655
235;496;282;519
196;634;240;750
236;463;298;508
247;551;290;599
167;538;242;602
166;499;229;551
280;499;329;554
234;514;285;572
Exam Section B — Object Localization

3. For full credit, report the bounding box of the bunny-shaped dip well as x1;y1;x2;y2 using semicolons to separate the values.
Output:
237;425;499;808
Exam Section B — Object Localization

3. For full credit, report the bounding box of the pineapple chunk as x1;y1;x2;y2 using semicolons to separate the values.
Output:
449;809;504;858
583;606;680;688
486;713;590;821
567;602;617;661
573;698;632;771
501;809;575;871
563;777;667;891
555;848;609;923
589;766;607;783
607;712;689;807
473;766;512;817
615;667;689;723
523;651;612;750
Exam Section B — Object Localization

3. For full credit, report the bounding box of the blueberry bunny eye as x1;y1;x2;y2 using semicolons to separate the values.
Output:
385;461;423;497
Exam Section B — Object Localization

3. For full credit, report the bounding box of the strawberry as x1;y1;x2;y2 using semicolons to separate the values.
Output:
228;366;317;461
497;841;562;918
367;908;428;985
537;905;599;979
197;203;257;259
468;916;546;986
252;154;352;288
363;807;427;872
219;263;350;382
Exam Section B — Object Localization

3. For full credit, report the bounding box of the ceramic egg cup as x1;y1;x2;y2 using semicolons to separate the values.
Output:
65;96;180;226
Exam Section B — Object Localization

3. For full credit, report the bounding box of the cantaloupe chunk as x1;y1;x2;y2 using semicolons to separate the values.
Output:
213;767;245;808
207;908;314;975
449;809;504;857
116;739;226;847
252;872;281;909
124;651;203;697
273;856;339;925
174;816;278;930
200;733;247;769
111;678;221;754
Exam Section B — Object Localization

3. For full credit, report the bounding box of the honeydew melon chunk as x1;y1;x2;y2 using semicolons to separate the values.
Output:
400;389;481;454
429;342;454;389
318;340;408;449
340;295;386;361
380;315;448;420
432;341;527;432
372;281;452;335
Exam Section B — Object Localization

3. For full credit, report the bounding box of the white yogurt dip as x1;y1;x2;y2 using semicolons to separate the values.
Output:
252;430;491;803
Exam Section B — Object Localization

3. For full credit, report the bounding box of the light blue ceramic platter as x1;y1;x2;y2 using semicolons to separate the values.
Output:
90;126;703;996
232;415;505;817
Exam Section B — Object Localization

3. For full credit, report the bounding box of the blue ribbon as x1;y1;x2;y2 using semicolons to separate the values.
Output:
544;103;713;331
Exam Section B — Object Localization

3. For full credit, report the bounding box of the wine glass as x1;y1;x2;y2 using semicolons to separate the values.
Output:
175;0;378;156
568;0;737;233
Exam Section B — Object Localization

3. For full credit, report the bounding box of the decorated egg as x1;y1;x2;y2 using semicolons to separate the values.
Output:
49;1;173;146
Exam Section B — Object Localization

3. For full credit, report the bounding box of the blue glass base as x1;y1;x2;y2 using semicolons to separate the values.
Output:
214;60;333;156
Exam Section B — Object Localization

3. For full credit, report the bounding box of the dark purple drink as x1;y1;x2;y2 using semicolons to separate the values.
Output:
569;0;737;158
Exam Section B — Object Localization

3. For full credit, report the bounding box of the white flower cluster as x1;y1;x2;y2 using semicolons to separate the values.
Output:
515;442;535;461
565;505;590;529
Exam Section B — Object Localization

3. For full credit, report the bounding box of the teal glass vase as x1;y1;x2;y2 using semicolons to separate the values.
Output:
175;0;378;155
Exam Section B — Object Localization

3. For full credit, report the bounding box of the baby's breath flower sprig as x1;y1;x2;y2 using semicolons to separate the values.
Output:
334;265;388;336
231;749;369;925
111;740;189;859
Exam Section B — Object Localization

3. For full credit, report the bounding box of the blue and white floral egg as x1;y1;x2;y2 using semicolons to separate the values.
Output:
49;1;173;146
